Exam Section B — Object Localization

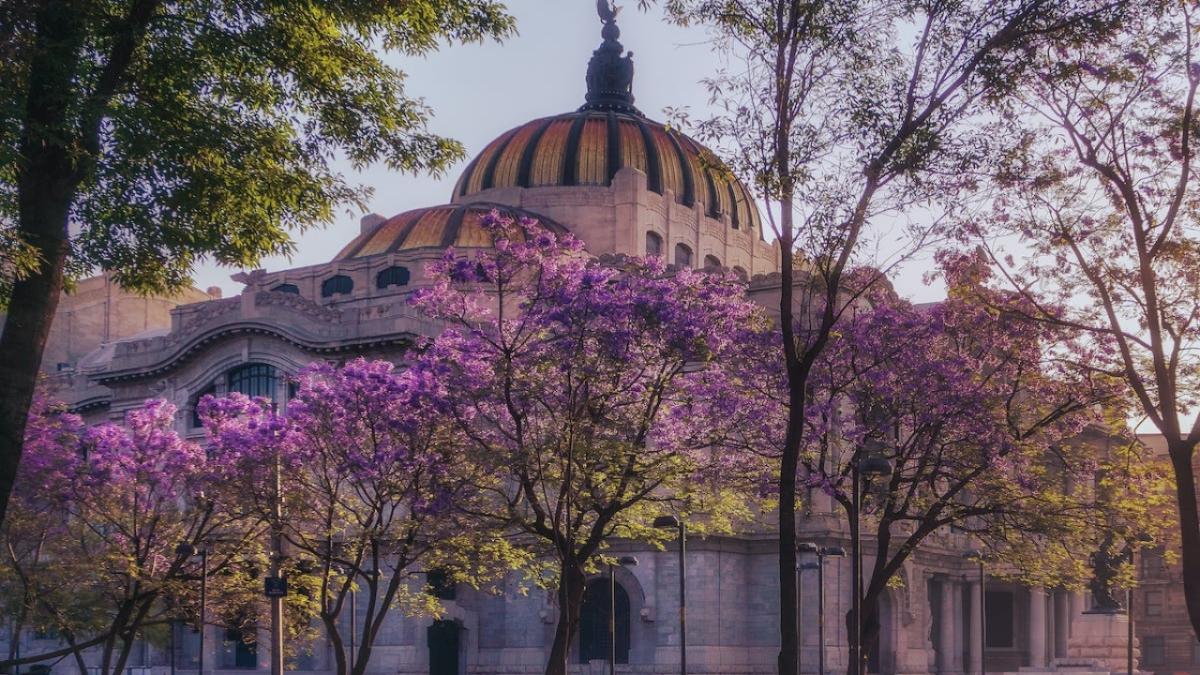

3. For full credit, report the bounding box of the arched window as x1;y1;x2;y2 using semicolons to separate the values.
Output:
227;363;278;401
271;283;299;295
704;255;722;269
732;266;748;280
320;275;353;298
645;231;663;258
674;243;693;268
578;579;630;664
376;266;411;289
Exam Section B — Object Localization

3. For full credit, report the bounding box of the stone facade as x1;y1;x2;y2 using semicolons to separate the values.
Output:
0;273;214;376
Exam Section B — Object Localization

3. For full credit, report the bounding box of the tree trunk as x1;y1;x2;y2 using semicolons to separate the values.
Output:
845;499;860;675
111;633;137;675
1168;441;1200;640
854;587;883;675
777;166;800;675
779;398;804;675
544;560;585;675
321;613;348;675
0;0;85;525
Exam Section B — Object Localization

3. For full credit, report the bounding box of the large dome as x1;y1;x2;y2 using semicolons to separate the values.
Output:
452;5;763;237
333;202;567;261
452;110;763;234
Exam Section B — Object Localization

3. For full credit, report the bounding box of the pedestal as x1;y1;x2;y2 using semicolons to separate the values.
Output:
999;611;1140;675
1055;610;1139;674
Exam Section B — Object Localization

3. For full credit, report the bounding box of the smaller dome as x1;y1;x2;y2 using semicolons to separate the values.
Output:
333;203;568;261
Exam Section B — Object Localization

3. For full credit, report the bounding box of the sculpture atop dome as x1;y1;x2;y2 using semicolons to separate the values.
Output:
581;1;640;114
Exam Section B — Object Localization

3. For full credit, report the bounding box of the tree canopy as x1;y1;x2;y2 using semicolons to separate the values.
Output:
410;211;768;675
968;0;1200;639
0;0;515;529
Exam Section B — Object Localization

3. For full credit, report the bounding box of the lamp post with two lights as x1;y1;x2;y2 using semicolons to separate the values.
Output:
653;515;687;675
798;543;847;675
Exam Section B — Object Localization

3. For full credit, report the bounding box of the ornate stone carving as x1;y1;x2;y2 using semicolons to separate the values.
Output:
174;298;240;339
254;291;343;323
580;1;639;114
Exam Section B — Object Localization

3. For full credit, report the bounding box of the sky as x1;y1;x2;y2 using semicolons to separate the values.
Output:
189;0;944;303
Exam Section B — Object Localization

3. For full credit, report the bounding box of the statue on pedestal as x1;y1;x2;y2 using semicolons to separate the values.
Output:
1087;532;1125;613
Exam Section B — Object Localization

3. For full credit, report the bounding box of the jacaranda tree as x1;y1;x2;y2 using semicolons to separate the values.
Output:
696;253;1168;668
0;397;265;675
409;211;767;675
200;360;522;675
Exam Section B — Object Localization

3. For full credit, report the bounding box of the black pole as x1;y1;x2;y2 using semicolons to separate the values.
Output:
797;561;803;675
564;558;570;675
852;473;862;675
817;556;826;675
1127;583;1134;675
350;583;357;674
679;521;687;675
978;560;985;675
610;564;616;675
200;550;207;675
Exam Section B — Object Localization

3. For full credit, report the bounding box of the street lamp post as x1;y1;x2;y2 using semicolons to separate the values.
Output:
653;515;686;675
350;579;357;674
609;556;638;675
799;544;846;675
177;543;208;675
1125;534;1153;675
799;561;818;674
963;550;986;675
853;446;893;675
1126;581;1133;675
797;544;814;675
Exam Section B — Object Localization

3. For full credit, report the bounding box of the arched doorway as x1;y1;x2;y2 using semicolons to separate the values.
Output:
578;578;631;663
427;620;461;675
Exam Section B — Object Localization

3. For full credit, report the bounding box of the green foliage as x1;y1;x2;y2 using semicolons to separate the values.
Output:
0;0;515;294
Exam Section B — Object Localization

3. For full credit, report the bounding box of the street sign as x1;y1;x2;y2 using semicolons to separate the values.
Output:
264;576;287;598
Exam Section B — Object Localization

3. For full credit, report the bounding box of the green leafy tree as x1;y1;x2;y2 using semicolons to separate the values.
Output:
0;0;515;524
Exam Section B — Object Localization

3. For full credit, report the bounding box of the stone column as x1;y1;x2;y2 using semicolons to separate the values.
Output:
967;578;983;675
1069;591;1085;632
1053;591;1069;659
939;578;957;674
953;580;966;671
1029;586;1047;669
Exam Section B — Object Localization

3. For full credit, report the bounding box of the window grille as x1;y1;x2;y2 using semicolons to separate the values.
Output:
321;275;353;298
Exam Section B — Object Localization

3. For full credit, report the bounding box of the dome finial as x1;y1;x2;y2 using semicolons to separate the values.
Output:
580;1;641;114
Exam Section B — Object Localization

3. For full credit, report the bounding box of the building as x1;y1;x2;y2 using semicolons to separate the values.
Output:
5;8;1157;675
0;272;214;378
